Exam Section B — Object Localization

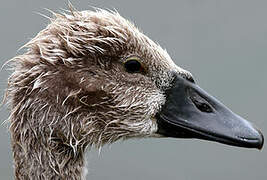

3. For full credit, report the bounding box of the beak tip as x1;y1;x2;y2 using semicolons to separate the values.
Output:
257;130;264;150
240;126;264;150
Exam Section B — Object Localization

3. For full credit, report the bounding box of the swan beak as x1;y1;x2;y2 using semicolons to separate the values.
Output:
156;73;264;149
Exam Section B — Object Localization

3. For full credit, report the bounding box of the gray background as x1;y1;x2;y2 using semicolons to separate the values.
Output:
0;0;266;179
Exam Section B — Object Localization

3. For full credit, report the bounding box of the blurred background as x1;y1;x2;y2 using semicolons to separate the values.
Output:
0;0;266;179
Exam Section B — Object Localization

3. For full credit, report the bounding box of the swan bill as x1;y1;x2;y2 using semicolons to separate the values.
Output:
156;73;264;149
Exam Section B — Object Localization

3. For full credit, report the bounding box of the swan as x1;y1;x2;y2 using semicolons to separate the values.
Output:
5;7;264;180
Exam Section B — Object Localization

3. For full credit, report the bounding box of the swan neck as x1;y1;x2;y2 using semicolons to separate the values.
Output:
11;140;87;179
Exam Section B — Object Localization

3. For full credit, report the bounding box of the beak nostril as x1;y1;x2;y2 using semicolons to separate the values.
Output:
194;101;213;113
187;88;213;113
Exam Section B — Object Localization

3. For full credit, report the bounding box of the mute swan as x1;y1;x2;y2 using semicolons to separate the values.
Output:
5;7;263;180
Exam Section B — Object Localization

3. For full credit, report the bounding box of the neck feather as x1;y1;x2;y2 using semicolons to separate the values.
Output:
12;141;86;179
9;99;89;179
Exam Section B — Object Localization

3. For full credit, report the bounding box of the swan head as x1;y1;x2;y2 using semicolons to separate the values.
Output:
7;9;263;152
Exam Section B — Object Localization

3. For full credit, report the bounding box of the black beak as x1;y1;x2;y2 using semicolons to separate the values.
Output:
156;73;264;149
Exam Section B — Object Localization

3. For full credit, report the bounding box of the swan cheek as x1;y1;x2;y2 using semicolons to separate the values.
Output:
142;90;166;137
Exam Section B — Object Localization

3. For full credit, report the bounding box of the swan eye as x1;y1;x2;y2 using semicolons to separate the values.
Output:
124;57;144;73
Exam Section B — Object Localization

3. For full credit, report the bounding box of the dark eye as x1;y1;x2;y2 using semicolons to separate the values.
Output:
124;58;144;73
